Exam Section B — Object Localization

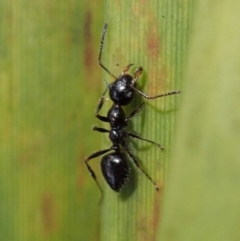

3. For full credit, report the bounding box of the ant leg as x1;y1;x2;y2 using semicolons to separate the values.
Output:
98;23;117;79
122;63;134;75
125;102;145;122
131;86;181;99
133;66;143;79
125;102;164;149
133;67;180;98
127;132;164;150
85;147;112;203
95;87;110;122
122;141;159;191
95;97;109;122
93;126;110;133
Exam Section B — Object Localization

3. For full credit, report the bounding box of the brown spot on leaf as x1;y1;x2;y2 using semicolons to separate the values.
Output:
41;193;56;235
77;149;86;189
83;11;94;70
147;67;167;96
147;27;160;61
152;187;162;240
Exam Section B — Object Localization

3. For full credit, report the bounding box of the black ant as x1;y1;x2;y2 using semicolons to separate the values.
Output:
85;23;180;201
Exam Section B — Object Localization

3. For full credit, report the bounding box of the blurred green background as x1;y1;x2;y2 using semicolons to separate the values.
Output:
0;0;104;240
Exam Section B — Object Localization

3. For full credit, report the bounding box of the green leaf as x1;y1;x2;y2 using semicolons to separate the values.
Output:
100;1;193;240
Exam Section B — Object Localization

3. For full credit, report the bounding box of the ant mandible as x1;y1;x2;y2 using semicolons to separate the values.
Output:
85;23;180;202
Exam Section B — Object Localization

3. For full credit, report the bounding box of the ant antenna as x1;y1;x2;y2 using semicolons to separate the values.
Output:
98;23;117;79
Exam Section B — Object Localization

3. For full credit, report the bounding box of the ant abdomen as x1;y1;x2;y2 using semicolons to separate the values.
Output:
101;152;130;192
